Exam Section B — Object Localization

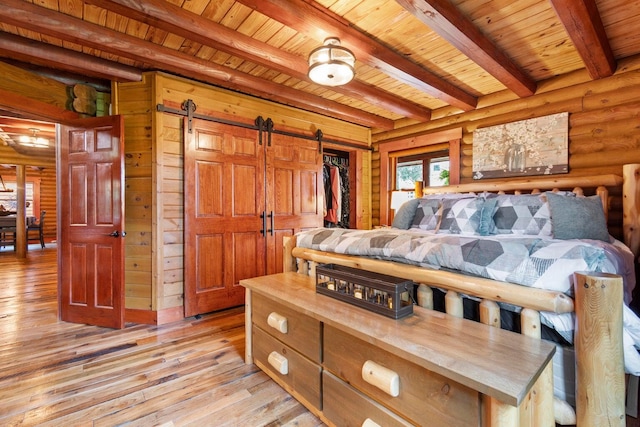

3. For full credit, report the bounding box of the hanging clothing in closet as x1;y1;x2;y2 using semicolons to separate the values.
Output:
323;154;350;227
338;166;349;226
324;163;339;224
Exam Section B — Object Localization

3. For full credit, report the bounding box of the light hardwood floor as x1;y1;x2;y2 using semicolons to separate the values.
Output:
3;246;639;427
0;246;324;426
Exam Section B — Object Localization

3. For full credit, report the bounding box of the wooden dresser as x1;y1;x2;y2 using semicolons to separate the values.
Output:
241;272;556;426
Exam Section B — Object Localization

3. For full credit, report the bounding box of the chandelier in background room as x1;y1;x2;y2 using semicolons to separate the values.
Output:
308;37;356;87
19;128;49;148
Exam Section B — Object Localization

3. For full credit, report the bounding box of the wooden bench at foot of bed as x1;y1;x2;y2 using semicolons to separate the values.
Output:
242;272;557;426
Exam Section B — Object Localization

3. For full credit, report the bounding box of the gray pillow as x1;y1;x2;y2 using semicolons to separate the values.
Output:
477;197;498;236
392;198;420;229
546;192;610;241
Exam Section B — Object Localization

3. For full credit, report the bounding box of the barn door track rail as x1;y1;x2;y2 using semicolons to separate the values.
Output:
157;99;371;151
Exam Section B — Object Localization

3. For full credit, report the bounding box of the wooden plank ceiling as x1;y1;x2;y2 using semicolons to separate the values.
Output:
0;0;638;132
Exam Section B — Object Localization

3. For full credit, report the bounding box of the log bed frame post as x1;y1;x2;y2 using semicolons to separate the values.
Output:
624;163;640;259
574;272;625;426
281;163;640;425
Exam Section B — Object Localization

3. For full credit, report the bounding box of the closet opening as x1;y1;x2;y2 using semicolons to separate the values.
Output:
323;148;354;229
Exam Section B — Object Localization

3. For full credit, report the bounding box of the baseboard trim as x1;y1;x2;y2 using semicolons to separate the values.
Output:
125;306;184;325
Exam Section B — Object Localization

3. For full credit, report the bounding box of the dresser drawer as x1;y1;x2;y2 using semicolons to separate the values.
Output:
323;325;480;426
252;292;322;363
252;325;322;411
323;370;414;427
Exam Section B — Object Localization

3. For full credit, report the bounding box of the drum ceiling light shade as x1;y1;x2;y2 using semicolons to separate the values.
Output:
308;37;355;87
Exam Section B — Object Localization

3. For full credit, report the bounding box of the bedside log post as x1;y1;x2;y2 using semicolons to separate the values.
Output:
283;235;297;273
623;163;640;259
574;272;625;426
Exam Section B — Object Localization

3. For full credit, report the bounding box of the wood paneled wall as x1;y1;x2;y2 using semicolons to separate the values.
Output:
115;71;371;322
113;74;154;311
371;54;640;228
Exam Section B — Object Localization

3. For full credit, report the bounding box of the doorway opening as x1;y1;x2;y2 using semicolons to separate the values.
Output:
0;116;57;254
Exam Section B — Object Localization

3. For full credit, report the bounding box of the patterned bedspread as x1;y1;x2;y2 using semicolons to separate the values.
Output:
296;227;637;345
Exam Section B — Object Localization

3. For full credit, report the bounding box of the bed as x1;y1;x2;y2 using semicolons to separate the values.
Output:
282;164;640;426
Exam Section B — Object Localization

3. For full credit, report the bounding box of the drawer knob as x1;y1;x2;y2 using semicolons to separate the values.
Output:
362;419;382;427
268;351;289;375
267;312;288;334
361;360;400;397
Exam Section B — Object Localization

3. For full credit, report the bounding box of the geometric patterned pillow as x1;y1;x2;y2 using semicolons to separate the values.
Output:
437;197;484;235
411;198;442;231
486;194;552;236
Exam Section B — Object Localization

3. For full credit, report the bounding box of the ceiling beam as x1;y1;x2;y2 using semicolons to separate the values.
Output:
0;33;142;83
395;0;537;97
0;0;392;129
84;0;431;122
0;88;79;124
548;0;616;79
236;0;478;111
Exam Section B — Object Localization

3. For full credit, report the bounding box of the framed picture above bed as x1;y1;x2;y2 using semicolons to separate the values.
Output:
472;112;569;179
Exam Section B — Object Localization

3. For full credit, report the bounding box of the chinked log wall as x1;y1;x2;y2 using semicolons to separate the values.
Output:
114;71;371;324
0;168;56;242
371;54;640;234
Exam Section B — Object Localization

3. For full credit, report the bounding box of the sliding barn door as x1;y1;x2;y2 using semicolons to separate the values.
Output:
266;133;323;274
184;119;265;317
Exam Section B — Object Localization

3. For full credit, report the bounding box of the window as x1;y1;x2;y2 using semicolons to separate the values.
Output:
396;160;422;190
0;178;40;217
378;128;461;226
395;150;449;189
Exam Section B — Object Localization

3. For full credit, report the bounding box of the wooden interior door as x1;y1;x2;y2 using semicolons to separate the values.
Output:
184;119;265;317
265;133;323;274
58;116;125;329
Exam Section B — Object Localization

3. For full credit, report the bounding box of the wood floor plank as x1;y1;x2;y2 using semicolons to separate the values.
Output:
0;247;324;426
99;366;269;426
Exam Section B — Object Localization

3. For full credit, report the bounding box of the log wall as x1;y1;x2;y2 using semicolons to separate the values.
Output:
370;54;640;228
0;62;70;112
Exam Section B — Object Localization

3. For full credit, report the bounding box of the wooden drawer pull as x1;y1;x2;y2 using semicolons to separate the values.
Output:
267;351;289;375
362;360;400;397
267;312;288;333
362;419;382;427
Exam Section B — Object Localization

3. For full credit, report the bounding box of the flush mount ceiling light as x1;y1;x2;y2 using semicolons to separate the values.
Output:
19;128;49;148
308;37;356;87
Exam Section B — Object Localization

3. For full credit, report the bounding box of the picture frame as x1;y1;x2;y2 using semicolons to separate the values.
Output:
472;112;569;179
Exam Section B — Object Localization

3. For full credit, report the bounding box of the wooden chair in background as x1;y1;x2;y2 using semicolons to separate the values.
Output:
26;210;46;249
